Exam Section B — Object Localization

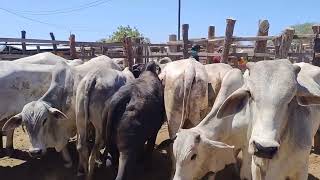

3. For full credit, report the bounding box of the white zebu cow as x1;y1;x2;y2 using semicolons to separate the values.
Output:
14;52;68;65
0;53;84;153
3;56;121;167
13;52;84;66
159;58;209;137
0;62;53;153
172;68;250;180
76;66;134;178
216;60;320;180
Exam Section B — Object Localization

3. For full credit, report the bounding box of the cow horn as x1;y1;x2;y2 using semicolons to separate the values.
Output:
48;107;69;120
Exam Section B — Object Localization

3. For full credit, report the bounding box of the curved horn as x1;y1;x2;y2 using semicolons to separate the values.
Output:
48;107;69;120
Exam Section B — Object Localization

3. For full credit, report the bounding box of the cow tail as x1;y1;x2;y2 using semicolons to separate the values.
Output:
103;89;131;149
179;60;196;129
83;75;97;142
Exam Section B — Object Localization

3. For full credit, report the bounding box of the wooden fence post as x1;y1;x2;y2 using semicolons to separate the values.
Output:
50;32;57;53
123;37;134;70
21;30;26;55
80;46;85;60
169;34;177;60
312;25;320;67
253;20;269;61
135;37;143;64
279;28;295;59
90;47;95;57
101;46;106;55
207;26;215;64
36;46;41;54
273;36;282;59
69;34;77;59
221;18;236;63
182;24;189;59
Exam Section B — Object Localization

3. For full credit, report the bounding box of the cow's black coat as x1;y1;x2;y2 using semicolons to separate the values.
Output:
104;61;165;180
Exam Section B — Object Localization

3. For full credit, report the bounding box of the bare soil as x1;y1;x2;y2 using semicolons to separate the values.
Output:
0;125;319;180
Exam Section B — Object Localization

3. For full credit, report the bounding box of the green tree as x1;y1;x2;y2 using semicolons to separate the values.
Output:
100;25;142;43
290;23;316;34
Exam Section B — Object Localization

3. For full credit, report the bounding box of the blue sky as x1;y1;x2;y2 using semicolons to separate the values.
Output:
1;0;319;43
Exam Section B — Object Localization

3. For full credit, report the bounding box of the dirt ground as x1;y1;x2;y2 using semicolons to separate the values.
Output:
0;125;320;180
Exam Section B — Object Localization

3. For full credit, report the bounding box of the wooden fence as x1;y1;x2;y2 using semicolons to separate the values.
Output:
1;18;320;69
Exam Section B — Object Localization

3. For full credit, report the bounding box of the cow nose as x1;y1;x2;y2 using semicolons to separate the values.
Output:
29;148;42;158
253;141;278;159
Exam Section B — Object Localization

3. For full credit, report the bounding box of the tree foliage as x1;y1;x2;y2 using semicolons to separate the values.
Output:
290;23;316;34
99;25;142;43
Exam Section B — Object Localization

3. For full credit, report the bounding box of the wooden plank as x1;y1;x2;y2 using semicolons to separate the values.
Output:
279;28;295;58
123;37;134;70
233;36;275;41
182;24;189;58
169;34;178;60
21;31;26;54
50;32;58;53
207;26;215;64
135;38;143;63
312;25;320;66
253;20;269;61
36;46;41;53
0;37;123;47
0;54;29;59
69;34;77;59
221;18;236;63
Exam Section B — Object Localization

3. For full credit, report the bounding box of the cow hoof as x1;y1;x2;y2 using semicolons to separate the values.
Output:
77;171;85;177
64;162;73;168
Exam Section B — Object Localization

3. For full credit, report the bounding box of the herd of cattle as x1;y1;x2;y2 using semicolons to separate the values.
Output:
0;52;319;180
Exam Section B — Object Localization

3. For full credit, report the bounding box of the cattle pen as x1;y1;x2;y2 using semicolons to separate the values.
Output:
2;18;320;180
1;18;320;68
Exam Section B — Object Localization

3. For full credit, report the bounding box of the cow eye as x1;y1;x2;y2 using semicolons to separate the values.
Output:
42;118;47;126
191;154;197;160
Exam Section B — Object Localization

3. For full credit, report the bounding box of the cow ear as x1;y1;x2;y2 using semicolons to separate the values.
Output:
2;113;22;131
217;88;250;119
48;107;68;120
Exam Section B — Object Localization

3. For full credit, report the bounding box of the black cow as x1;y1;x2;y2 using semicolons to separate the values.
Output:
103;61;165;180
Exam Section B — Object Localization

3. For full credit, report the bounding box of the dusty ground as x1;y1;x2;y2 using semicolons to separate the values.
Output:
0;125;319;180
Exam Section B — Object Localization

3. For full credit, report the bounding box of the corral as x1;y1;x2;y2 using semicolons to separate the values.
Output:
1;18;320;180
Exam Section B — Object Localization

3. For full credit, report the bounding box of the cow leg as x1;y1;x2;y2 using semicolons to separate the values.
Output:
61;146;73;168
5;130;14;156
116;152;136;180
293;161;308;180
88;129;104;179
240;148;252;180
77;132;89;176
314;129;320;152
0;131;3;153
251;159;262;180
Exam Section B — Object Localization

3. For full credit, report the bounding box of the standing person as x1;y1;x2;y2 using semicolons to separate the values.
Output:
190;44;201;61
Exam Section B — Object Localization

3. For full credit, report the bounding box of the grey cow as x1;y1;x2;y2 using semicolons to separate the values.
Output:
104;61;165;180
76;66;134;179
3;56;121;168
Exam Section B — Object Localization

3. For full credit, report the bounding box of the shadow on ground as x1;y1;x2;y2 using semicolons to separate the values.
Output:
0;141;243;180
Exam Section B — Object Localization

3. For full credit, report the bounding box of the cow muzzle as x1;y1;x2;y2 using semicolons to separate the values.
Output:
252;141;278;159
28;148;44;158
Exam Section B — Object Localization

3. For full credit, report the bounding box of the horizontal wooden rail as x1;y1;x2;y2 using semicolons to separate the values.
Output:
0;37;123;47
